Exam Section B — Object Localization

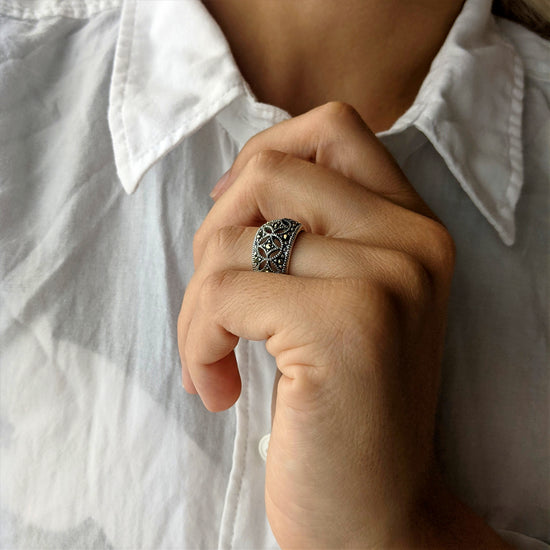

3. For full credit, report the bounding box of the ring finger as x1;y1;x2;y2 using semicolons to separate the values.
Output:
178;224;426;392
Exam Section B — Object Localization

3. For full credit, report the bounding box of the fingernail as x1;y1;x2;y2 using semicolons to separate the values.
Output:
210;168;232;200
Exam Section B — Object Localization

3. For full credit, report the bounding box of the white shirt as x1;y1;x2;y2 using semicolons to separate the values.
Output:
0;0;548;549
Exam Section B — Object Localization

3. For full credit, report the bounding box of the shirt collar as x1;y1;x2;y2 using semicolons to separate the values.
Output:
108;0;247;195
109;0;525;246
384;0;525;246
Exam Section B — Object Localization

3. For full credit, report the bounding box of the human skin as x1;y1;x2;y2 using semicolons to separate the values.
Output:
178;1;513;547
177;102;511;548
201;0;465;132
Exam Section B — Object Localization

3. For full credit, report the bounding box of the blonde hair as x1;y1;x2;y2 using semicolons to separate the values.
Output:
493;0;550;38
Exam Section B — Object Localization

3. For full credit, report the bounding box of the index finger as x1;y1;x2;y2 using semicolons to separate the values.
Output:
213;101;425;211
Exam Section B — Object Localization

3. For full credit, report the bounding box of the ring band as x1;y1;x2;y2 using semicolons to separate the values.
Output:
252;218;304;274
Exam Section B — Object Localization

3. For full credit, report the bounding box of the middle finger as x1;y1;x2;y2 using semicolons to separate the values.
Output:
193;149;417;268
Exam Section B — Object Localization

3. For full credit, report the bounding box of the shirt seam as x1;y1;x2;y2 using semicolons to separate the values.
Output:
0;0;121;19
118;0;138;175
228;341;250;550
492;25;525;215
503;41;524;219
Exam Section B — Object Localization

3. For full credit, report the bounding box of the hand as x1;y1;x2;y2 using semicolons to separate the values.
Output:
177;102;509;549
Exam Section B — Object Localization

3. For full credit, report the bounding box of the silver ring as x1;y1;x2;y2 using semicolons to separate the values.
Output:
252;218;304;274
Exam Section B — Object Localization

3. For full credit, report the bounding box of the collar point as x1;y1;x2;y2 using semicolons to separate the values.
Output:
493;218;516;247
115;160;140;195
500;229;516;248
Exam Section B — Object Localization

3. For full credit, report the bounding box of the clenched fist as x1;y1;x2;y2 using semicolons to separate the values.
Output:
178;102;509;549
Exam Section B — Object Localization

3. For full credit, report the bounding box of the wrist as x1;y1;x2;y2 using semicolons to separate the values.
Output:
385;473;513;550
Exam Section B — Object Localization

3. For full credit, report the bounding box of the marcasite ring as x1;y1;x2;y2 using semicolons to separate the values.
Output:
252;218;304;274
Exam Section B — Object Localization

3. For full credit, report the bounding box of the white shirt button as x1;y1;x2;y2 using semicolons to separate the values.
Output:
258;433;270;461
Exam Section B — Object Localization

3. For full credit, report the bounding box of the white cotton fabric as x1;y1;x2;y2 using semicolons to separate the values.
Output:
0;0;548;548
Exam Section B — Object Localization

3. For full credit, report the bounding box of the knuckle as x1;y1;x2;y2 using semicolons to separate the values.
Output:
338;255;432;334
392;251;433;305
319;101;365;131
247;148;289;176
203;226;247;266
239;131;265;161
320;100;360;120
424;219;456;272
215;225;247;251
200;269;234;299
239;150;291;201
315;102;369;159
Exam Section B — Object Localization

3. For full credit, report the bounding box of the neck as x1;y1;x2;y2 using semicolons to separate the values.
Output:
203;0;463;132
